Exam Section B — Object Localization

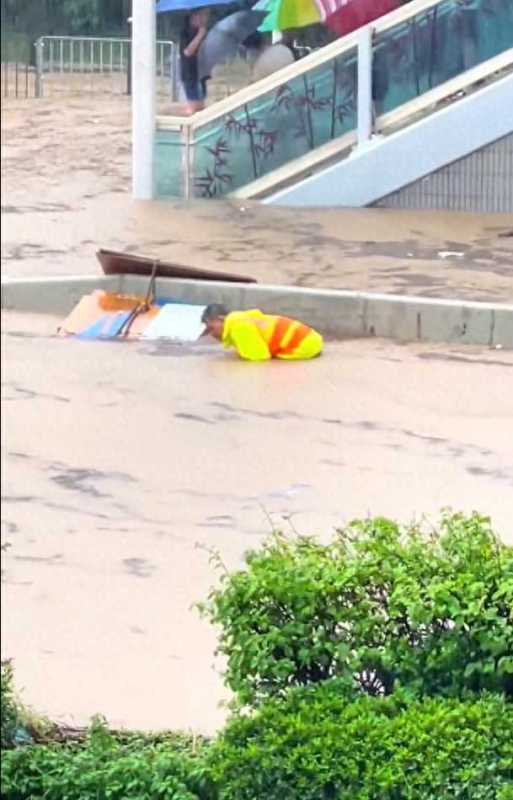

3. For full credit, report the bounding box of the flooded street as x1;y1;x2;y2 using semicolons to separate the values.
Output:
2;94;513;299
2;315;513;731
1;92;513;732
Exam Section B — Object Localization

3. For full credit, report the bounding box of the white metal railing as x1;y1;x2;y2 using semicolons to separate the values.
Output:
234;48;513;200
35;35;178;98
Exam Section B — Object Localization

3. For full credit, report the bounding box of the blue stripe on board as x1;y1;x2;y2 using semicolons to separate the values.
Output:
76;312;133;340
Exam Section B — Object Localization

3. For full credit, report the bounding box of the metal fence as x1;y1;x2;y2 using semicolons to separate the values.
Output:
1;60;38;98
33;35;178;99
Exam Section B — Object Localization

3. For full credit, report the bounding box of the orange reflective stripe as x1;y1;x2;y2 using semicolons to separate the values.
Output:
280;323;310;355
268;316;291;356
268;317;311;356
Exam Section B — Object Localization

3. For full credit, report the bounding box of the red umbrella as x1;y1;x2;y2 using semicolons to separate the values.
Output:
325;0;399;37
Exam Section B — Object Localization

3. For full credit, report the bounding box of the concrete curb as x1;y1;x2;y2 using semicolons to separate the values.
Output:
2;274;512;349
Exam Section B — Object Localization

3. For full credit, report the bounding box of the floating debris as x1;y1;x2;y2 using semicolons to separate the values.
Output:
59;291;206;342
438;251;464;259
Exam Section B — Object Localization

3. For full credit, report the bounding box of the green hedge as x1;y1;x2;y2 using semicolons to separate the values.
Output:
208;688;513;800
3;511;513;799
4;694;513;800
201;512;513;706
1;661;18;749
0;719;214;800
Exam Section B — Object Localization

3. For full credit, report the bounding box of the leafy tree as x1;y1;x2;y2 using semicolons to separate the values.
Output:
201;511;513;707
1;0;129;36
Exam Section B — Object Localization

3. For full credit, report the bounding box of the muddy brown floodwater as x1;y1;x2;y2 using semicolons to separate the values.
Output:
1;92;513;733
2;94;513;298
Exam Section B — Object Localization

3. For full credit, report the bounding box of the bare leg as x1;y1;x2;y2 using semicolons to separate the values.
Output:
185;100;205;115
160;101;205;116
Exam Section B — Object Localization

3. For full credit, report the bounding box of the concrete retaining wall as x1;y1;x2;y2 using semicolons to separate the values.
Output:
2;275;512;349
1;275;119;316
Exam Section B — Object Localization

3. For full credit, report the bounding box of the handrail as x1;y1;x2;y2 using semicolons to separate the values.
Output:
38;35;176;44
233;49;513;200
157;0;443;132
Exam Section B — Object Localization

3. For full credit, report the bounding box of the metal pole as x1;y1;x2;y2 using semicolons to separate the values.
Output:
132;3;156;199
34;38;44;98
357;25;373;146
126;40;132;95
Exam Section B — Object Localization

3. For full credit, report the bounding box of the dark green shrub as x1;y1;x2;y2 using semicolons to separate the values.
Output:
201;512;513;706
1;660;18;749
208;685;513;800
0;717;214;800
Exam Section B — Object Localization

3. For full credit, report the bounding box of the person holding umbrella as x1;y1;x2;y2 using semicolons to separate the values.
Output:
179;8;210;114
157;0;265;112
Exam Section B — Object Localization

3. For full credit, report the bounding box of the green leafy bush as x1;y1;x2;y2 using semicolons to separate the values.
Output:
208;686;513;800
0;717;214;800
201;511;513;706
1;660;19;749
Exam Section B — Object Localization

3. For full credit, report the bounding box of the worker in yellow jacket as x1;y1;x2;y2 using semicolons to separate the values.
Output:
201;304;323;361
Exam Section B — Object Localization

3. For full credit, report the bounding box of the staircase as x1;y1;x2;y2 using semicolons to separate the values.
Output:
154;0;513;211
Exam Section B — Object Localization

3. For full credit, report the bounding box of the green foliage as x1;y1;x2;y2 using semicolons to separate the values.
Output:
1;0;130;38
208;686;513;800
1;660;19;749
200;511;513;706
0;717;214;800
58;0;101;34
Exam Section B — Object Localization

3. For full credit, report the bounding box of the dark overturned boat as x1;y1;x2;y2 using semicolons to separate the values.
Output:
97;248;257;284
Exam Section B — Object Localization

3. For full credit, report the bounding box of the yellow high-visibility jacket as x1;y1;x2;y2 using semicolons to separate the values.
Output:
222;309;323;362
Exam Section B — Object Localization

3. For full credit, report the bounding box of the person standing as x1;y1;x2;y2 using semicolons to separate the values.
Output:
179;9;209;114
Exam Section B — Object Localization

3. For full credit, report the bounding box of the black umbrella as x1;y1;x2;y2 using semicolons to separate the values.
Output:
198;9;266;80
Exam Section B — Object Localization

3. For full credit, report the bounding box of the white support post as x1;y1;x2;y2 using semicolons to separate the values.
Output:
356;24;373;147
170;43;179;102
132;2;156;199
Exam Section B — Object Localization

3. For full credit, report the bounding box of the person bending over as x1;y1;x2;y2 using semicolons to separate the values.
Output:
202;304;323;362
